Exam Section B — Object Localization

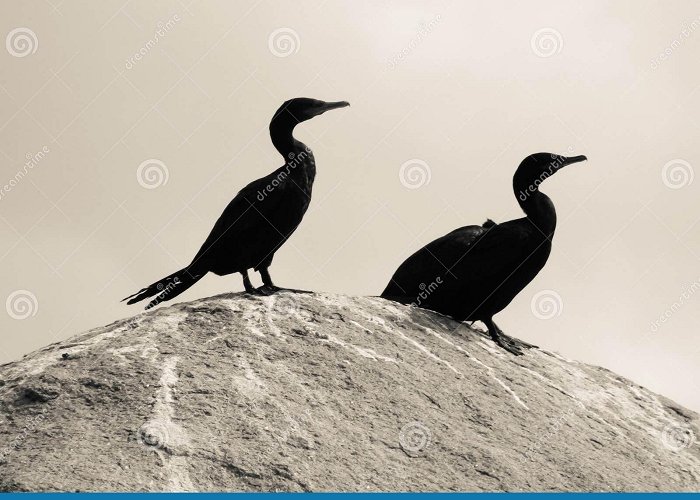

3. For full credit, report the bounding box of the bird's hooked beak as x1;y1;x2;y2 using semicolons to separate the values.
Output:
314;100;350;116
560;155;588;167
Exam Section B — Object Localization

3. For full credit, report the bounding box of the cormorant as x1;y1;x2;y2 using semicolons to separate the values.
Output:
123;97;350;309
381;153;587;355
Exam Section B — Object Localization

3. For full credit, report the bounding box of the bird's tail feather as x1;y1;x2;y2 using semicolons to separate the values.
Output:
122;268;204;310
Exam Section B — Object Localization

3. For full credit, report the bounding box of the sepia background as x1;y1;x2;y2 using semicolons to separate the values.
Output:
1;0;699;411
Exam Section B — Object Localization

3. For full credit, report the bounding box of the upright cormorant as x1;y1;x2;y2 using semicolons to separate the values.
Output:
381;153;587;355
123;97;350;309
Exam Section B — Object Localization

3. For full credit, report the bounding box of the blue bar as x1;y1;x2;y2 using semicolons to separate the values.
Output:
1;494;699;498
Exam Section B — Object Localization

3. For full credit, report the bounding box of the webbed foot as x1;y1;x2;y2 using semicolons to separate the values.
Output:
256;284;281;295
256;285;313;295
501;334;538;350
484;318;528;356
495;336;524;356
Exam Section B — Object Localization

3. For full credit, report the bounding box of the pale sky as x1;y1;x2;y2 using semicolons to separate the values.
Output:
1;0;699;411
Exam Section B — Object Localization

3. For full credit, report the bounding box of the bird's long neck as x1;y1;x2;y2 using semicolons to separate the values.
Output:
269;114;316;186
514;181;557;237
270;115;298;158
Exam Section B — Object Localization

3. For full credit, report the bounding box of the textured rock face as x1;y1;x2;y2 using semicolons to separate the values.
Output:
0;292;698;492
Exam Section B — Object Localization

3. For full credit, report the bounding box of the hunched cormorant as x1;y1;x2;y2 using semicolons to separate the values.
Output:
123;97;350;309
381;153;587;355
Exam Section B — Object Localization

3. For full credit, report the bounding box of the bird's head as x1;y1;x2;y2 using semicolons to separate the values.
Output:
273;97;350;124
514;152;587;200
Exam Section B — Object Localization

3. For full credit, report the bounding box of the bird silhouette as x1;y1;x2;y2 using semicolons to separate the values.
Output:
381;153;588;355
123;97;350;309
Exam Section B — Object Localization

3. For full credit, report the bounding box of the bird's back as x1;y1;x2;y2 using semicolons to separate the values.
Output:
381;223;490;300
381;219;552;320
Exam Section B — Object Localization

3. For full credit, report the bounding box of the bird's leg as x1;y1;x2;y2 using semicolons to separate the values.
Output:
242;270;261;295
260;267;276;288
484;318;523;356
256;267;281;295
493;320;539;350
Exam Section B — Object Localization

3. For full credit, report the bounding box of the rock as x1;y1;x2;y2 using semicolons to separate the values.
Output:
0;291;698;491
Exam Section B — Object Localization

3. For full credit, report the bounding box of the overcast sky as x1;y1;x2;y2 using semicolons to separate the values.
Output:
1;0;699;411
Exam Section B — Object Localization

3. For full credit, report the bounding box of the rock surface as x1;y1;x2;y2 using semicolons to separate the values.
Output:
0;292;698;491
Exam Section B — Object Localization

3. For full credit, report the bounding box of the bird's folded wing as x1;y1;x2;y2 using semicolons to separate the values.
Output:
389;223;533;290
189;167;292;265
431;223;536;282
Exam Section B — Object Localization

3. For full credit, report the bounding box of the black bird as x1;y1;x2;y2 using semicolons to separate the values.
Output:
123;97;350;309
381;153;587;355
